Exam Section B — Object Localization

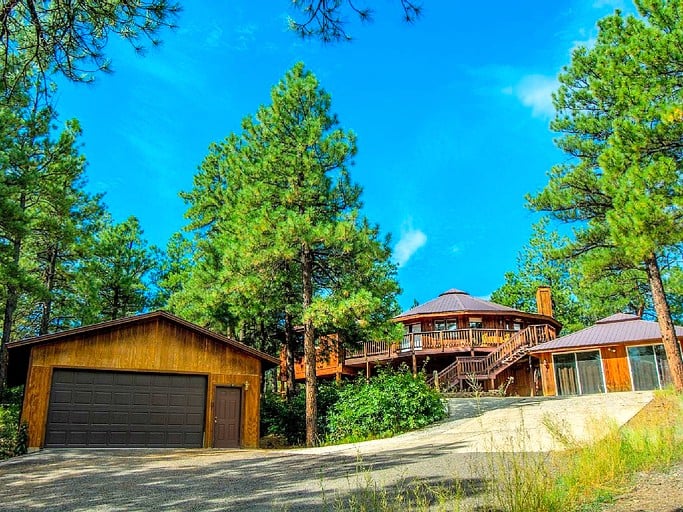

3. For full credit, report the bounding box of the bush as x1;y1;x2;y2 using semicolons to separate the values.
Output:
260;381;340;446
326;366;446;443
0;386;24;459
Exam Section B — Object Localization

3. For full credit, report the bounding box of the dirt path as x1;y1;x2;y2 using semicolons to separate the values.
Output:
600;461;683;512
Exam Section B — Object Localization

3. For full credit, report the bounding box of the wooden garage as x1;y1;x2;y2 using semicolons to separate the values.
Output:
7;311;278;450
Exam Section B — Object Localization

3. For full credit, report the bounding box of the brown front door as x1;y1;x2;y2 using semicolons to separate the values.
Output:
213;386;241;448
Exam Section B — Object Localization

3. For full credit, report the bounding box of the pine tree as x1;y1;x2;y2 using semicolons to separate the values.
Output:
176;63;401;444
0;77;87;396
529;0;683;390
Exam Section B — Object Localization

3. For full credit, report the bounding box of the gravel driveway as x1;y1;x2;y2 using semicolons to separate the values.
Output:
0;392;653;511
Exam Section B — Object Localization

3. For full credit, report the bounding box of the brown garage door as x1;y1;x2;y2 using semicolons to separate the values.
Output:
45;369;206;448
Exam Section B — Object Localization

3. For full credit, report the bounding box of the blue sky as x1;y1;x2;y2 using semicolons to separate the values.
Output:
53;0;631;310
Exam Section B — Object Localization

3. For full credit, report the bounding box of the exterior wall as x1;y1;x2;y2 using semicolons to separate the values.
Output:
290;335;358;381
21;317;263;449
535;339;682;396
496;363;536;396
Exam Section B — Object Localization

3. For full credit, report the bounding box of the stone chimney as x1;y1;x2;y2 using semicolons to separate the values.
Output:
536;286;553;317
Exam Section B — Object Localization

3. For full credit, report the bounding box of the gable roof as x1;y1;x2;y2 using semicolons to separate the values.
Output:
530;313;683;352
8;310;279;366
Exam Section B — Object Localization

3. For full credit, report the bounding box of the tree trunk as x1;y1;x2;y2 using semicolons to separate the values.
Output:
0;235;22;400
39;244;58;335
284;312;297;400
301;243;317;447
0;190;26;400
644;253;683;392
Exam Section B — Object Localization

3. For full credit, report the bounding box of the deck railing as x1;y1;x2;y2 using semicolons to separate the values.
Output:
428;324;557;390
345;328;519;361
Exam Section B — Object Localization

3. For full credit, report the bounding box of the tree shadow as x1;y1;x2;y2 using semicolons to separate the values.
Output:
0;447;492;511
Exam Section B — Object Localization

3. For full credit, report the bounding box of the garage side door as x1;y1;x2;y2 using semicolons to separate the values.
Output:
45;369;206;448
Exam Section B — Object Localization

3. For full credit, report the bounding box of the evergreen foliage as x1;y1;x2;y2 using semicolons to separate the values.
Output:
326;367;446;443
170;63;402;445
492;219;652;333
529;0;683;389
260;382;340;446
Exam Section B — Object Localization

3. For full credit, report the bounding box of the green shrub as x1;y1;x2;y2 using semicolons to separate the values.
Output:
260;381;340;446
326;366;446;443
0;387;24;459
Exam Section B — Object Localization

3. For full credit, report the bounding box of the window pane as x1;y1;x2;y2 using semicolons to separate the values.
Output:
654;345;672;388
576;351;604;394
554;353;579;396
628;346;658;391
446;321;458;330
434;321;445;331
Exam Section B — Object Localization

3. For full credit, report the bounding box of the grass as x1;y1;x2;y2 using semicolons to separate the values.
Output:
485;389;683;512
322;459;466;512
323;390;683;512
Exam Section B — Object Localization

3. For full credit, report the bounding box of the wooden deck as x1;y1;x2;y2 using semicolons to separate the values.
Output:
344;328;519;365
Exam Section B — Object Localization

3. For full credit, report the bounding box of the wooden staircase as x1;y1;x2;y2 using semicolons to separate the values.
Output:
427;324;556;392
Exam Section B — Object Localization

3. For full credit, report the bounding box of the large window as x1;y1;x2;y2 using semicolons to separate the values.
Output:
469;317;483;329
628;345;671;391
553;350;605;396
434;320;458;331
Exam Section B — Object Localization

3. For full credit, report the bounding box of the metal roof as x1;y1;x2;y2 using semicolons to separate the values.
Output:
531;313;683;352
395;289;526;319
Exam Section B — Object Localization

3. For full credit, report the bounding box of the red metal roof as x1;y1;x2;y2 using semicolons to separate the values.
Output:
396;289;526;318
531;313;683;352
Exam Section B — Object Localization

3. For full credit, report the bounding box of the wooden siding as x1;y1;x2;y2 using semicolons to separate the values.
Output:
292;335;357;381
21;317;263;449
600;345;632;392
496;363;536;396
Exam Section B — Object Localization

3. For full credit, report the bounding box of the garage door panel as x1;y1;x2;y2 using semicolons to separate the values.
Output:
51;390;72;403
93;372;114;385
69;411;89;424
75;372;94;385
151;393;169;406
108;432;128;445
45;369;206;448
113;392;131;405
73;391;93;404
168;394;186;406
67;431;87;445
93;391;112;404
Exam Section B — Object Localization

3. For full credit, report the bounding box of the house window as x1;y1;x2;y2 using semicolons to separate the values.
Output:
434;320;458;331
469;317;483;329
628;345;671;391
553;350;605;396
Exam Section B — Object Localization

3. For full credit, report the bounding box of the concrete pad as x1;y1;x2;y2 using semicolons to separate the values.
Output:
298;391;655;456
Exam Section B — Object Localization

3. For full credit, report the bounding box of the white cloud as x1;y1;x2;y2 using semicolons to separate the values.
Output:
394;226;427;268
515;74;559;119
